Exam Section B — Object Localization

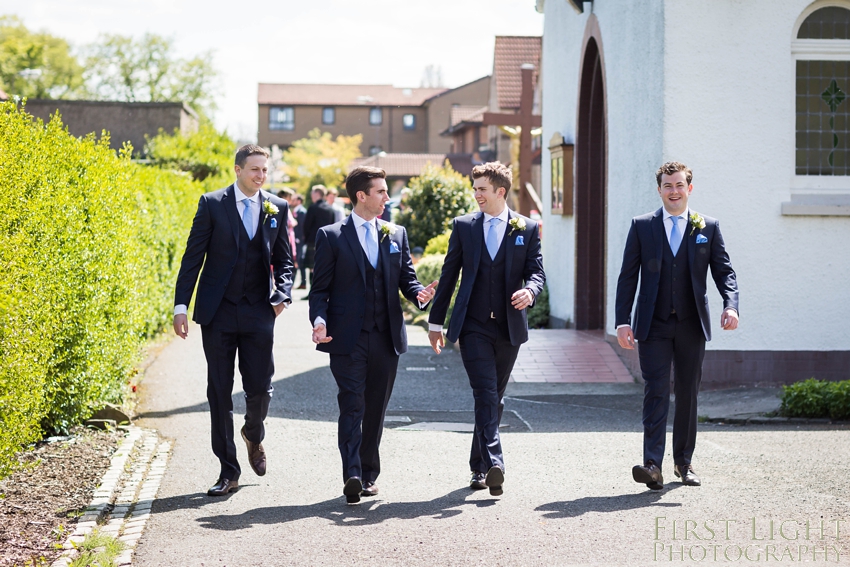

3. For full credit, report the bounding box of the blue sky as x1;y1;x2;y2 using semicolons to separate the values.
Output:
12;0;543;141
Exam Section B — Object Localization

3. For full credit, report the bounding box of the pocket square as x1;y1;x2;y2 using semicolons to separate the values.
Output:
515;235;525;246
389;241;401;253
270;218;278;229
695;234;708;244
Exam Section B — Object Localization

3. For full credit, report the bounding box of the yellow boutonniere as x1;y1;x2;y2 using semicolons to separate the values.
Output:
380;223;398;242
508;217;526;236
689;212;706;236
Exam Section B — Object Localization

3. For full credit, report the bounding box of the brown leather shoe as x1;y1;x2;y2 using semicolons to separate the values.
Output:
470;471;487;490
674;464;701;486
485;466;504;496
241;426;266;476
361;481;379;497
632;461;664;490
344;477;362;504
208;477;239;496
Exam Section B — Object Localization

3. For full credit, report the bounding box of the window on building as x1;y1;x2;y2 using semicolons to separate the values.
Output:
269;107;294;131
403;113;416;130
548;132;573;216
794;6;850;175
322;107;335;125
369;107;383;125
369;146;383;156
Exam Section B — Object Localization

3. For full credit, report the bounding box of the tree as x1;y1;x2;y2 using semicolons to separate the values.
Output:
0;16;86;99
145;121;235;188
282;128;362;195
84;33;218;117
396;162;476;249
420;64;444;88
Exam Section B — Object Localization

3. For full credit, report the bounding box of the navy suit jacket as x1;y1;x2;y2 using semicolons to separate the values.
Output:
614;208;739;342
308;216;426;356
174;184;294;326
428;210;546;346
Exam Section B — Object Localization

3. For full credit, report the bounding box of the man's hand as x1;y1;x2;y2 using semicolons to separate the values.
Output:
511;288;534;310
721;308;739;330
417;280;439;304
428;330;444;355
273;303;286;317
173;314;189;339
617;325;636;350
312;323;333;344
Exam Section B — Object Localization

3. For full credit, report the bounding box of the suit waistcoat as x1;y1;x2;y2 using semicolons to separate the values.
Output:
467;234;508;324
654;239;697;321
223;222;268;305
362;246;389;332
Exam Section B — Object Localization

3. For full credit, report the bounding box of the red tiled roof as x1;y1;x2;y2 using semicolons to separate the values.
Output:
258;84;447;107
494;36;541;110
350;153;447;177
450;105;488;127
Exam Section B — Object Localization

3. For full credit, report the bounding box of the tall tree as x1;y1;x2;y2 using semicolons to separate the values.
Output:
282;129;363;195
84;33;218;117
0;16;86;99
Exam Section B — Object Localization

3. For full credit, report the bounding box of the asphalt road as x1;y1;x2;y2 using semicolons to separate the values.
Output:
134;290;850;566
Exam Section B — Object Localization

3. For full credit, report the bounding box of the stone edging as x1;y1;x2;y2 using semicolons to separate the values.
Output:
51;426;170;567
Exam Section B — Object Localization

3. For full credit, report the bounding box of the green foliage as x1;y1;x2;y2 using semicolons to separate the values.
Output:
414;254;460;329
527;284;550;329
780;378;850;419
83;32;218;117
424;232;450;256
0;16;86;99
282;128;362;195
68;528;126;567
396;162;476;249
0;102;202;478
145;121;235;187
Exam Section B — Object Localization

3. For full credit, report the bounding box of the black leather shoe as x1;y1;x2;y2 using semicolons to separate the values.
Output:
361;481;379;497
632;461;664;490
470;471;487;490
208;478;239;496
344;477;363;504
241;426;266;476
674;464;701;486
485;466;504;496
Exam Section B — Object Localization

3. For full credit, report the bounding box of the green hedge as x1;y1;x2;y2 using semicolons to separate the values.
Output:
0;102;202;477
780;378;850;420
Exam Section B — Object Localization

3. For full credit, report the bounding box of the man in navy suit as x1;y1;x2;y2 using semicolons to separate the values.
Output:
173;145;293;496
615;161;739;490
309;166;436;504
427;162;545;497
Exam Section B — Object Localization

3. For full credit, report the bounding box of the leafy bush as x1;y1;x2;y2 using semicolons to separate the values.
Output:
0;102;202;478
780;378;850;419
144;121;235;186
424;232;451;256
396;162;476;249
527;284;550;329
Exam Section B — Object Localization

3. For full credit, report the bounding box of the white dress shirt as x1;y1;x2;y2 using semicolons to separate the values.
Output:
663;207;689;248
174;184;261;316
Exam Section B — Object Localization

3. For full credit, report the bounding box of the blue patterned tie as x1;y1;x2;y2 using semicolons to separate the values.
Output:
669;215;683;256
243;199;255;239
486;217;501;260
364;221;378;268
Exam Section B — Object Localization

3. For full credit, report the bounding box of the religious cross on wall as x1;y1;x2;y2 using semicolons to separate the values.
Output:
482;63;542;216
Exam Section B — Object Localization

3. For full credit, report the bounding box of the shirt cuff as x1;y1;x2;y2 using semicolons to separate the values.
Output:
428;323;443;333
174;304;188;316
615;324;630;330
314;317;326;328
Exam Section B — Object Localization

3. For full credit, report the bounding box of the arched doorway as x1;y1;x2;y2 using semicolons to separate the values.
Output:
574;37;606;330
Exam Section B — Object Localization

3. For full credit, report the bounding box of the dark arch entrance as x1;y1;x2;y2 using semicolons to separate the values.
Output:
574;37;606;330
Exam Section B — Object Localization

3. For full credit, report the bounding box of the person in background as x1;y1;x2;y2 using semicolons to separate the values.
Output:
302;185;337;289
326;187;346;222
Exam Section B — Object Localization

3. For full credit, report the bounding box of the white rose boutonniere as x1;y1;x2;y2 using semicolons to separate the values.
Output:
263;200;279;222
689;212;706;236
508;217;526;236
380;223;398;242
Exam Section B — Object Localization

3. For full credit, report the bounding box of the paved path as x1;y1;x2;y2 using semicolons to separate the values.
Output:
132;290;850;566
511;329;634;383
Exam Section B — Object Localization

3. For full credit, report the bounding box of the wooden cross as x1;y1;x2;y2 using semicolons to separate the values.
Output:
482;63;542;216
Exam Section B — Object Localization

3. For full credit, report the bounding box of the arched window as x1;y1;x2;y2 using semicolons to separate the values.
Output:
794;5;850;176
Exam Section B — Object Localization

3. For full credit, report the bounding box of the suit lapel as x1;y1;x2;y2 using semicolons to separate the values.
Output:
341;216;367;284
377;219;393;296
504;210;515;285
686;210;696;270
471;212;484;273
225;184;241;246
651;207;665;264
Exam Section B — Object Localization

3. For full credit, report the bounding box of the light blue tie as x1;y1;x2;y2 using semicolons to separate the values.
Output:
669;215;683;256
486;217;501;260
364;221;378;269
242;199;255;239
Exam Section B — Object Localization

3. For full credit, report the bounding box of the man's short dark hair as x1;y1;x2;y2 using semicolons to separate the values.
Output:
345;166;386;199
311;185;327;198
235;144;269;167
656;161;693;186
278;187;295;199
471;162;512;194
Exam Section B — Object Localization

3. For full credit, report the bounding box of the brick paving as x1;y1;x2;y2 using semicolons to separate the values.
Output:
510;329;635;383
